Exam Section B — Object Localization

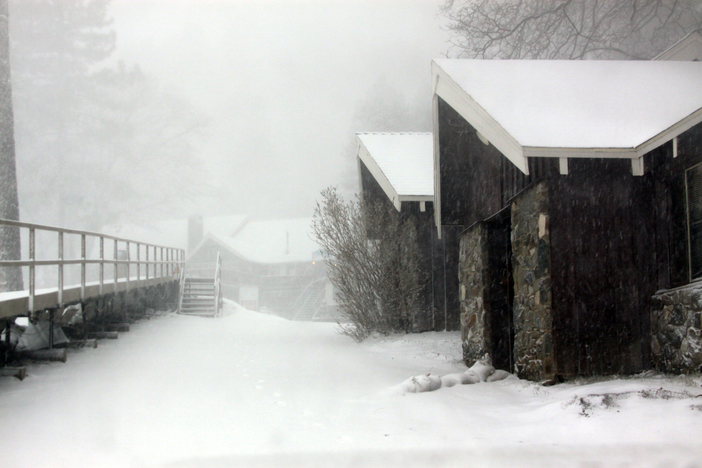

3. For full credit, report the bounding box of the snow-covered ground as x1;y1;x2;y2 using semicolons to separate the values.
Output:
1;302;701;468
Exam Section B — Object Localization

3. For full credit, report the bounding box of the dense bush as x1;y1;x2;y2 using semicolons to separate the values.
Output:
312;187;421;341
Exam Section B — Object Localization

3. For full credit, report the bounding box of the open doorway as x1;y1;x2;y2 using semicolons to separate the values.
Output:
486;209;514;372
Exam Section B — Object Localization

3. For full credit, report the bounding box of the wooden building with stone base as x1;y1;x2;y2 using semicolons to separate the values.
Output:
432;59;702;381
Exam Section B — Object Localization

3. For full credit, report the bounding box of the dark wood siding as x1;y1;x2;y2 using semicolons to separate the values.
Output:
359;159;394;211
549;159;657;375
438;97;558;226
647;123;702;289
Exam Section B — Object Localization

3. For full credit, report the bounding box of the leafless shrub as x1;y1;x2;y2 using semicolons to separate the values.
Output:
311;187;421;341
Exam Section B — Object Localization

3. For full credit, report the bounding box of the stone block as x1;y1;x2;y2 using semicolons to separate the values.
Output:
650;295;664;311
692;289;702;310
663;325;685;348
670;304;686;326
524;269;535;285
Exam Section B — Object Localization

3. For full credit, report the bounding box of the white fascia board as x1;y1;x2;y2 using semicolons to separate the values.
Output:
398;195;433;203
634;107;702;158
432;61;529;175
523;108;702;162
524;147;638;159
432;92;442;237
356;136;402;211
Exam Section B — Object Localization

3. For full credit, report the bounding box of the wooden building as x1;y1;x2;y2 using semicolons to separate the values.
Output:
356;132;459;331
432;59;702;380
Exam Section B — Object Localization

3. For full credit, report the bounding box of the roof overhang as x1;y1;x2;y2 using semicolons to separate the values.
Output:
356;135;433;211
432;60;702;177
431;59;702;233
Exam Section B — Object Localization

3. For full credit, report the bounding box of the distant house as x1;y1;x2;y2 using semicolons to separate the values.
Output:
104;215;334;321
187;217;335;321
356;132;459;331
432;59;702;380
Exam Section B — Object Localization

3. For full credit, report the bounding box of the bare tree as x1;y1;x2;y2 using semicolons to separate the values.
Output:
0;0;22;292
441;0;702;59
312;187;422;341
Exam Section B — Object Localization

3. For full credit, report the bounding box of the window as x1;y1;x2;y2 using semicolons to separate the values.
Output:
687;163;702;280
672;162;702;284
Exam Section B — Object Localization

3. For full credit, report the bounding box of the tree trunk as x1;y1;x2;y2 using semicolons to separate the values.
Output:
0;0;22;292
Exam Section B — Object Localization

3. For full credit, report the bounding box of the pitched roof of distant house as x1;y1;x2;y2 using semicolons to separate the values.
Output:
654;30;702;61
356;132;434;210
432;59;702;175
204;217;319;264
102;215;248;251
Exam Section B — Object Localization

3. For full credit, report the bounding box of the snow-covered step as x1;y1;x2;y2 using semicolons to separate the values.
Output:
179;277;217;317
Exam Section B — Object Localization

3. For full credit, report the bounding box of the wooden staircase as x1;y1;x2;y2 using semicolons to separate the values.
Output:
179;277;218;316
178;253;223;317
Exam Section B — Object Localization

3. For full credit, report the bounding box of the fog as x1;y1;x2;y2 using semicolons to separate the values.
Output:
96;0;450;222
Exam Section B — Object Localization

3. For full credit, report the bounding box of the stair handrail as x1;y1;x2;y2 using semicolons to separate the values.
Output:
177;263;186;314
292;277;326;321
214;252;222;317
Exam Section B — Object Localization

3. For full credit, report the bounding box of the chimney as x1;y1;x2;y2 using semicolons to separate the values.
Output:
188;215;204;255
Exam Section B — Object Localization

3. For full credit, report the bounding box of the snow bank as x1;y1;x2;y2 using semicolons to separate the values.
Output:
1;304;702;467
390;361;514;395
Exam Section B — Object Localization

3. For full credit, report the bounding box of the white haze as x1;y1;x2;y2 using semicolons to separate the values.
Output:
108;0;451;220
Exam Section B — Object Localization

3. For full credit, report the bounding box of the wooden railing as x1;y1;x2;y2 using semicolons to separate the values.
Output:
0;218;185;320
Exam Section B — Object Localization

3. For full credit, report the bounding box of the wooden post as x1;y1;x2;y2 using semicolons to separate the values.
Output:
0;367;25;380
19;348;66;362
48;309;54;349
3;319;10;365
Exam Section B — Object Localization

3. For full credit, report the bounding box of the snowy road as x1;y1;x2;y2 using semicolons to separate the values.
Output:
1;303;701;468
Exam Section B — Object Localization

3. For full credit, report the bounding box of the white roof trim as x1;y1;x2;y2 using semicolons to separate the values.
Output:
357;137;402;211
432;61;529;175
432;93;442;235
432;60;702;176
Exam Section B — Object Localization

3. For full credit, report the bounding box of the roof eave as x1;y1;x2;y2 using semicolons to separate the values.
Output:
523;107;702;161
432;61;529;175
356;135;402;211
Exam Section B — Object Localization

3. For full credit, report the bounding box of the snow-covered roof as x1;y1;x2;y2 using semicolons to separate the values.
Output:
102;214;248;251
205;217;319;264
356;132;433;211
654;30;702;61
432;59;702;175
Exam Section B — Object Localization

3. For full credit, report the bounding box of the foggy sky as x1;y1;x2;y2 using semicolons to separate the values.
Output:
108;0;451;220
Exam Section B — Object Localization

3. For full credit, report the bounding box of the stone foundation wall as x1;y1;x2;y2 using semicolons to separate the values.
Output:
651;285;702;373
458;222;490;366
511;182;554;381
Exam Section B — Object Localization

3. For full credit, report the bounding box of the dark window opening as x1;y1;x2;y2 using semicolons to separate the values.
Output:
687;163;702;280
671;162;702;284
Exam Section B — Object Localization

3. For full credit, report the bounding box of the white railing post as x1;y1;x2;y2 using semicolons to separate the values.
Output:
28;228;35;314
80;233;86;302
136;243;141;288
99;236;104;296
57;231;63;307
114;239;118;292
126;241;130;292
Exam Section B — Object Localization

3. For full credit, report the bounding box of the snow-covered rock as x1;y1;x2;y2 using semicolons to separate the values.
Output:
398;373;443;393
